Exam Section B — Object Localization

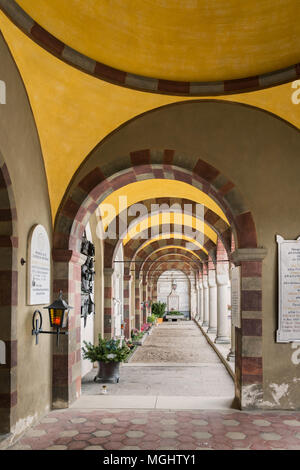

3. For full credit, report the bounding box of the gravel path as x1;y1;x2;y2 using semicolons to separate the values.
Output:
131;321;221;363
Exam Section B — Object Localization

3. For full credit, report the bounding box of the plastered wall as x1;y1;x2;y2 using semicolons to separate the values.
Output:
0;32;52;434
65;100;300;409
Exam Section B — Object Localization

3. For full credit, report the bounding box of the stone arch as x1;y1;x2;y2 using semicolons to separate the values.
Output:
0;154;18;434
138;247;203;277
104;200;231;270
53;101;279;410
54;162;255;255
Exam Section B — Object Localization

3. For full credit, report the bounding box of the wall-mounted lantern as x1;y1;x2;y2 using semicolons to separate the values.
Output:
32;291;73;346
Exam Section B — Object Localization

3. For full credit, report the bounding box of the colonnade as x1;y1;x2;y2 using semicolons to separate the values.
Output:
194;260;234;362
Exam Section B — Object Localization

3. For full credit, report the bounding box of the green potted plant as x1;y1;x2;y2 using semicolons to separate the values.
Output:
151;301;166;322
82;335;130;383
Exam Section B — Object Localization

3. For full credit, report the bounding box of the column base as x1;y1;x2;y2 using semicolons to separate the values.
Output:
227;351;235;362
207;327;217;334
215;336;230;344
202;321;209;327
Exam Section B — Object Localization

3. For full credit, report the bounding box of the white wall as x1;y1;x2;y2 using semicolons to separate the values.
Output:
157;270;190;314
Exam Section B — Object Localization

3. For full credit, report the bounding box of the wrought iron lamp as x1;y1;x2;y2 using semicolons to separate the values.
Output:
32;291;73;346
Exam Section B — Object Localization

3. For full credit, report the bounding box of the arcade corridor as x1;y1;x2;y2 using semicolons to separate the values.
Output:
81;321;234;400
1;0;300;454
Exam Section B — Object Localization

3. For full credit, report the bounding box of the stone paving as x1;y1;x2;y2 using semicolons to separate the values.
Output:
82;321;234;397
7;321;300;450
8;409;300;450
131;322;220;363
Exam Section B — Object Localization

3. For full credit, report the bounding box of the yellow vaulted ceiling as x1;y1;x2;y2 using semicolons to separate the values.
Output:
16;0;300;81
138;233;208;255
99;179;229;232
0;11;299;221
123;212;217;245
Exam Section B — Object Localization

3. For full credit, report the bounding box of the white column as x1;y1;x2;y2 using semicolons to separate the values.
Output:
202;275;209;327
194;285;199;321
215;273;230;344
198;280;204;324
208;269;217;334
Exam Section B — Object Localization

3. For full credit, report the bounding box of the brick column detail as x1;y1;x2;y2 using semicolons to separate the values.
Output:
231;247;267;410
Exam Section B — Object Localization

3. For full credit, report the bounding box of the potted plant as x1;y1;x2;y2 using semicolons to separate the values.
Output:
152;301;166;323
147;314;157;325
82;335;130;383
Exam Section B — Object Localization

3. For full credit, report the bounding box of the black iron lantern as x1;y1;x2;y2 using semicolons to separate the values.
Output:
45;291;72;329
32;291;72;346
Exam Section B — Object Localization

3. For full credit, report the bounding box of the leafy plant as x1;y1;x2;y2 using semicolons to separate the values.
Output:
131;328;144;341
147;314;157;324
167;311;183;316
82;335;130;363
151;301;166;318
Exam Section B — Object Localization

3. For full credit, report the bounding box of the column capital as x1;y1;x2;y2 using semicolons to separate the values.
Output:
104;267;114;276
231;247;268;265
208;269;217;287
216;274;229;286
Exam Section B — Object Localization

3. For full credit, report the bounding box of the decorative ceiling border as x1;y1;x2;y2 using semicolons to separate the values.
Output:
1;0;300;97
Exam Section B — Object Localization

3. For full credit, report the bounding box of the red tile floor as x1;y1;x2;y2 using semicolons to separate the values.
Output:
8;409;300;450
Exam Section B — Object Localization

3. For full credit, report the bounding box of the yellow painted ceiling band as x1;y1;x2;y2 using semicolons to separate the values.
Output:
123;212;217;245
137;233;208;255
100;179;229;231
145;245;202;261
2;11;300;223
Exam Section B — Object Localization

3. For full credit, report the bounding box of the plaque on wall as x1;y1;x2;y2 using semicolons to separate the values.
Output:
27;224;50;305
231;266;241;328
276;234;300;343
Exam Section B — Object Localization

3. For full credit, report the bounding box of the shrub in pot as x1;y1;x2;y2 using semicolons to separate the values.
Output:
82;335;130;383
151;301;166;318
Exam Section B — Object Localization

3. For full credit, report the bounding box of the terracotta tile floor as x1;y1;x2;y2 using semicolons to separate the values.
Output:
8;409;300;450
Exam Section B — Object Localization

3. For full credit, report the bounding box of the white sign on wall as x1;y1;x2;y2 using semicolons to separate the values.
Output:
28;224;50;305
231;266;241;328
277;235;300;343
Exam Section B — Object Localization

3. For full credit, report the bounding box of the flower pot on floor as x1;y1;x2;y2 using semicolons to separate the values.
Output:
94;361;120;383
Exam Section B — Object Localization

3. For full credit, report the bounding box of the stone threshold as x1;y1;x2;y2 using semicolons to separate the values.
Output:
70;395;235;410
122;362;226;367
193;319;235;380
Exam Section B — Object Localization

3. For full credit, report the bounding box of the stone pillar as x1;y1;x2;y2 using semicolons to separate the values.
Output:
231;248;267;410
195;284;200;321
135;276;142;330
103;267;114;339
0;235;18;433
202;270;209;328
52;249;82;408
123;269;131;339
198;279;204;324
190;281;197;319
147;282;152;320
215;273;230;344
130;274;135;331
215;239;230;344
142;281;147;324
152;281;158;302
208;266;217;334
227;277;235;362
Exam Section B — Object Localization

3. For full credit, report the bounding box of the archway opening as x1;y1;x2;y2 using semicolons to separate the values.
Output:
53;157;262;410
